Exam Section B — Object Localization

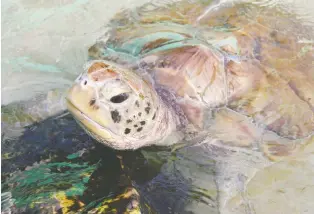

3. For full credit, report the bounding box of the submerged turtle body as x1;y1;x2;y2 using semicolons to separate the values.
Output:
66;0;314;213
72;0;314;155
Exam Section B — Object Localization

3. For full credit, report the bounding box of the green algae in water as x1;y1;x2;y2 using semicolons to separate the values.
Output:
2;160;98;209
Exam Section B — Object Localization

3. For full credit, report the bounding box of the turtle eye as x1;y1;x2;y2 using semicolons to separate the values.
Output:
110;93;129;103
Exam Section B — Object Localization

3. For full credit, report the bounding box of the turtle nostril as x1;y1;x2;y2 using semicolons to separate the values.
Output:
84;80;87;85
89;98;96;106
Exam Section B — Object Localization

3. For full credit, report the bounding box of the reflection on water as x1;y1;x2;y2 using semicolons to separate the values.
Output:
1;107;196;213
1;108;165;213
2;0;314;213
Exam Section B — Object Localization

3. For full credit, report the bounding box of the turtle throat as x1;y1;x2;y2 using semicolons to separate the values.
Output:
148;87;188;147
150;98;184;147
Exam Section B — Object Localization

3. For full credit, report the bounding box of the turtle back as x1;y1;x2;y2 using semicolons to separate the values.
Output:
90;0;314;141
196;2;314;140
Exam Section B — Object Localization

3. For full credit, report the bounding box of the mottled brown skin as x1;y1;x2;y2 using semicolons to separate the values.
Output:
64;3;314;214
88;61;118;82
84;1;314;160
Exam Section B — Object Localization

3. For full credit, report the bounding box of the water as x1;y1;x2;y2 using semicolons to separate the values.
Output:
2;0;314;213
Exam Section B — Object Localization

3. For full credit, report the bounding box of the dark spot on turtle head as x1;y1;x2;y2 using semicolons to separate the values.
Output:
126;109;129;113
124;128;131;134
138;112;142;116
152;112;156;120
126;119;132;124
111;110;121;123
84;80;87;85
147;102;151;107
140;121;146;126
137;127;143;132
89;98;96;106
134;124;138;128
135;100;140;107
145;106;151;114
133;115;136;118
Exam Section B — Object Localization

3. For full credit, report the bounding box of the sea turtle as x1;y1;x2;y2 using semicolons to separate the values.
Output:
65;0;314;213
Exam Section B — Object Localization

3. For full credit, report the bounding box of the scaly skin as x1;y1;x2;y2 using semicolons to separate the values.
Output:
66;1;314;214
84;0;314;156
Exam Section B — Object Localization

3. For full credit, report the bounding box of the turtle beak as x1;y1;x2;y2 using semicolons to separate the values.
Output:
66;61;120;128
66;82;116;142
66;75;105;121
66;61;129;143
66;71;113;134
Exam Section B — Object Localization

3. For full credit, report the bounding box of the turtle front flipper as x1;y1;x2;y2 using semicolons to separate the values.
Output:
262;133;314;162
206;108;263;148
205;108;313;162
226;58;314;140
198;108;313;213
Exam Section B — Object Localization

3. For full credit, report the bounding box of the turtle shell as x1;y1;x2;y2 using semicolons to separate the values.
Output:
89;0;314;146
86;2;314;213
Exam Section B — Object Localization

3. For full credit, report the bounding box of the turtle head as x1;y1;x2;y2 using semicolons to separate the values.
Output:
66;60;177;150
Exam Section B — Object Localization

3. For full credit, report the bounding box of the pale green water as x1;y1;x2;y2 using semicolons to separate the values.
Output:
2;0;314;213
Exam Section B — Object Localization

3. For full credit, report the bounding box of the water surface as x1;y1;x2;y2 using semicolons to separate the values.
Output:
2;0;314;213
